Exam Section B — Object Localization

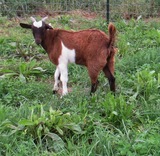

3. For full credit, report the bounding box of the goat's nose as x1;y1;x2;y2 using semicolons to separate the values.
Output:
35;38;42;45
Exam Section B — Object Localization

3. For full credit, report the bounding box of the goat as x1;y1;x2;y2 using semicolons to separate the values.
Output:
20;16;117;96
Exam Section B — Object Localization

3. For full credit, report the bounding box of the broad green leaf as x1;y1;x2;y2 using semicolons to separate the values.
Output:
112;111;118;116
0;73;17;79
64;123;83;134
46;132;65;152
56;126;64;135
19;119;35;126
33;67;46;72
47;132;64;142
19;73;26;83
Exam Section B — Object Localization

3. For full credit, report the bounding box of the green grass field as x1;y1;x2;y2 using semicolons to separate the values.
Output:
0;15;160;155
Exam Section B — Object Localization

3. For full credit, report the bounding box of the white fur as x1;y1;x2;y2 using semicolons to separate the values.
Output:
53;67;60;91
42;16;48;21
58;63;68;96
30;17;36;22
55;42;76;96
33;21;42;28
60;42;76;64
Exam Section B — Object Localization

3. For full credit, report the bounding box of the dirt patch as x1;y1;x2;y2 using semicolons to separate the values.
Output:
144;17;160;23
67;9;98;19
56;87;72;96
33;9;99;20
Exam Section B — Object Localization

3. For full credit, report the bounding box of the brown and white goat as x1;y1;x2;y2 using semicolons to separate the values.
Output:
20;17;116;96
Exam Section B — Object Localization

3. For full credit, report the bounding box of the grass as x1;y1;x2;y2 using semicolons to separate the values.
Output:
0;14;160;155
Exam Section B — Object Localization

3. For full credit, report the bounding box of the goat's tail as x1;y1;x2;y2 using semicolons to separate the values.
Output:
108;23;116;48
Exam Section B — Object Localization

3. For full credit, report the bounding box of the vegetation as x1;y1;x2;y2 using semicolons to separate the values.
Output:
1;0;160;19
0;14;160;155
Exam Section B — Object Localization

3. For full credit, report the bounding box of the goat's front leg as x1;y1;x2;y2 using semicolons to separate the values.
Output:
53;67;60;94
58;63;68;96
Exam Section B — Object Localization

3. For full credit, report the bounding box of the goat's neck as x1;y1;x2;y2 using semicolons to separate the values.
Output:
41;30;56;54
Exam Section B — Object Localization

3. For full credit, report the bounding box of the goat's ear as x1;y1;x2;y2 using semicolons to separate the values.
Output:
20;23;32;29
45;24;53;30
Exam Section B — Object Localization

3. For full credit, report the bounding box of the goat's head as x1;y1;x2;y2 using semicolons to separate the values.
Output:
20;16;53;45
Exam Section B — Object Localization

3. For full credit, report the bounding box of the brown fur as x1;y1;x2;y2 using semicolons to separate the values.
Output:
42;24;116;66
20;22;117;94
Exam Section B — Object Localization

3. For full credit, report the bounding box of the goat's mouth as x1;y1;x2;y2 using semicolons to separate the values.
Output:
35;39;42;45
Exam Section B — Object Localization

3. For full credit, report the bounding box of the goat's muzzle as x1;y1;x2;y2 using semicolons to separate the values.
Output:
35;38;42;45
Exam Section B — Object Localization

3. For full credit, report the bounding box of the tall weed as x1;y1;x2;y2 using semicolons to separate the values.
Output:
101;93;134;125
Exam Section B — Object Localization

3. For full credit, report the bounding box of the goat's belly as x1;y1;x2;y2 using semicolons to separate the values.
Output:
75;58;87;66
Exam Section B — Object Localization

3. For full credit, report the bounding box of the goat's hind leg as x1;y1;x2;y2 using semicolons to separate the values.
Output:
90;80;99;95
53;67;60;94
103;64;115;93
87;67;100;95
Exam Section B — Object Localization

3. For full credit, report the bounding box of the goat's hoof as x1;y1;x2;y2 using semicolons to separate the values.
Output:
53;90;58;94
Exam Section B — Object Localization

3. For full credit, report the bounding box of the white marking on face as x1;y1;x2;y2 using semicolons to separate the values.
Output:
33;21;42;28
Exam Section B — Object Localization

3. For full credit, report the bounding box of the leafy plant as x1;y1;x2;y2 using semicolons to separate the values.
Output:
15;41;44;61
0;60;46;81
1;105;84;152
100;93;134;125
0;13;160;156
